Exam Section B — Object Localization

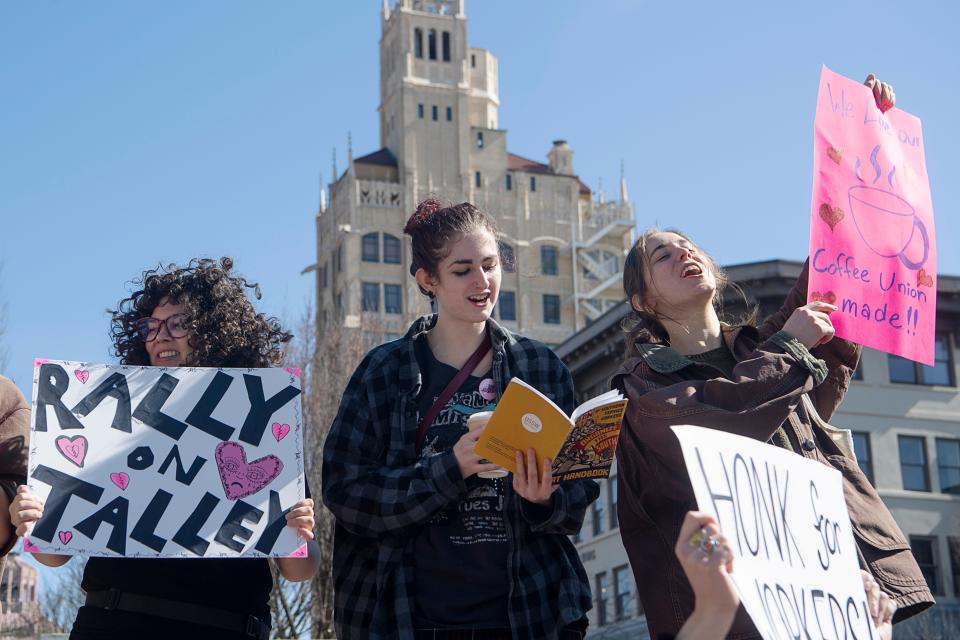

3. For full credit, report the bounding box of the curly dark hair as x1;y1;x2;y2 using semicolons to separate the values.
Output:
110;257;292;368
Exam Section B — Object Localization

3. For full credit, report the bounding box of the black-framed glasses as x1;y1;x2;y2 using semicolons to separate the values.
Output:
135;313;190;342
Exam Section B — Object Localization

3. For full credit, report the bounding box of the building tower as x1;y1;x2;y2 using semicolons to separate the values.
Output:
315;0;634;345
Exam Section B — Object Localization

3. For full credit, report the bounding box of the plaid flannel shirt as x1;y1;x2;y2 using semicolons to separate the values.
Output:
322;315;599;640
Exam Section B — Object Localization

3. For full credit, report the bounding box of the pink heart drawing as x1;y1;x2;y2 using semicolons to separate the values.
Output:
58;531;73;545
272;422;290;442
284;367;301;378
110;472;130;491
55;435;88;468
23;537;41;553
288;544;308;558
74;369;90;384
215;441;283;501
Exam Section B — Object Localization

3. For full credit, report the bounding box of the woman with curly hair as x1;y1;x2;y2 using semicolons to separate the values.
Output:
322;198;598;640
10;257;320;640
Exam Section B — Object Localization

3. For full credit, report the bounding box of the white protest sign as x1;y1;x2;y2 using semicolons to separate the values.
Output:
672;425;879;640
25;360;306;558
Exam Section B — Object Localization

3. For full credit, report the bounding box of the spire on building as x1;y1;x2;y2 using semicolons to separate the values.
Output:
318;172;327;214
597;177;605;205
382;0;391;21
619;159;628;203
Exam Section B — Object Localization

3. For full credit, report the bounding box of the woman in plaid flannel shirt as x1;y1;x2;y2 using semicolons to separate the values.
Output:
322;199;600;640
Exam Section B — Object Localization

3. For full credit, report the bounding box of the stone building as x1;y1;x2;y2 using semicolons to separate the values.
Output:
0;553;41;633
556;260;960;639
313;0;634;344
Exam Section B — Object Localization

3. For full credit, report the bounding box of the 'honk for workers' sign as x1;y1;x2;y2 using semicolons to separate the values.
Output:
673;426;880;640
25;360;306;558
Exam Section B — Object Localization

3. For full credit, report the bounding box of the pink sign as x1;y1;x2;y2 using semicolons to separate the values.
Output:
808;66;936;365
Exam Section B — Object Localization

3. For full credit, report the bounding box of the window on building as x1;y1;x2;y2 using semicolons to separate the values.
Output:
543;294;561;324
888;335;954;386
414;28;423;58
383;234;401;264
936;438;960;495
418;103;424;119
441;31;451;61
319;265;327;290
362;283;380;312
334;293;342;315
949;537;960;597
474;171;481;188
595;573;609;626
446;106;452;121
541;245;558;276
336;246;343;272
899;435;930;491
613;565;632;621
431;105;438;121
910;536;941;595
384;284;402;315
471;53;476;68
505;173;512;190
362;233;380;262
851;431;874;484
592;492;605;536
476;131;484;148
428;29;437;60
608;476;619;530
529;176;536;191
498;242;515;273
497;291;516;322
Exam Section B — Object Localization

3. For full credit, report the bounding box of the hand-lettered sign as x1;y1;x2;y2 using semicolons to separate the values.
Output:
25;361;305;558
809;65;937;365
672;426;879;640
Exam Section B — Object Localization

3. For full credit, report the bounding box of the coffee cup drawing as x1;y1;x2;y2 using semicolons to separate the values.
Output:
848;185;928;271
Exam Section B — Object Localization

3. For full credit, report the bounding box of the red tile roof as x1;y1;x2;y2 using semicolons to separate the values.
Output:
507;153;591;195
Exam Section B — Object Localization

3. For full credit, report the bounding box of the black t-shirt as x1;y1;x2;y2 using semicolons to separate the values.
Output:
412;335;509;629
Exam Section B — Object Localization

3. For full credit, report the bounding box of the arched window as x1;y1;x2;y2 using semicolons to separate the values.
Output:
414;28;423;59
498;242;516;273
428;29;437;60
442;31;451;62
383;234;401;264
362;233;380;262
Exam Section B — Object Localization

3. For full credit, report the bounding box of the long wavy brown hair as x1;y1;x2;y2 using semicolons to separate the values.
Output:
110;257;292;367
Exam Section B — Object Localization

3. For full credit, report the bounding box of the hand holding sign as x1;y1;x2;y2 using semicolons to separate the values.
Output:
672;426;880;640
674;511;739;638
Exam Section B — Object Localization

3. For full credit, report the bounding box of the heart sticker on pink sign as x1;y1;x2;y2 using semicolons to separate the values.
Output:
55;435;88;468
272;422;290;442
110;472;130;491
215;441;284;501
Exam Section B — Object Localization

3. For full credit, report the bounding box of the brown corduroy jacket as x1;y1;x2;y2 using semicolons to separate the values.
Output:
0;376;30;582
611;262;935;640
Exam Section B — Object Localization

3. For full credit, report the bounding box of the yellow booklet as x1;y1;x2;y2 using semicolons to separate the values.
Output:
475;378;628;482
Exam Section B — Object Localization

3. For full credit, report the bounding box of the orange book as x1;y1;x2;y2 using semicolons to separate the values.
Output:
475;378;627;482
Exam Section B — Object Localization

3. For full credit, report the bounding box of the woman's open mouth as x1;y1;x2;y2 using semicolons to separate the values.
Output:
468;293;491;307
681;264;703;278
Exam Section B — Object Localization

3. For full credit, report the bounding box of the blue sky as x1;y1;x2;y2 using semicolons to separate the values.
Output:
1;0;957;398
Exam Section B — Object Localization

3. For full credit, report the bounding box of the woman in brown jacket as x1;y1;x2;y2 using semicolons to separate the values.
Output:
611;226;934;639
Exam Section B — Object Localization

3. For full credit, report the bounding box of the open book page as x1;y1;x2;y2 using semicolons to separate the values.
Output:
551;396;628;483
